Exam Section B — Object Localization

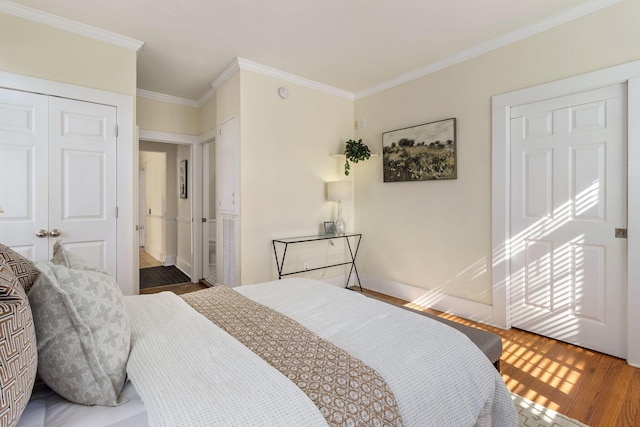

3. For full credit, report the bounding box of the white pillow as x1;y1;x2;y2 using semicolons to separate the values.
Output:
29;260;130;406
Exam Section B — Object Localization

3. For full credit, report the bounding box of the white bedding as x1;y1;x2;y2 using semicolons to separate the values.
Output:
237;279;517;427
19;278;517;427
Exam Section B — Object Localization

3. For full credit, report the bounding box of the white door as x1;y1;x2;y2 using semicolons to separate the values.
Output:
0;90;118;273
0;89;48;260
218;117;238;215
509;84;627;358
139;168;147;247
48;97;118;275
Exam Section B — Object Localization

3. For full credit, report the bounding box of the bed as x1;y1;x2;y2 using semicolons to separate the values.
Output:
0;243;518;427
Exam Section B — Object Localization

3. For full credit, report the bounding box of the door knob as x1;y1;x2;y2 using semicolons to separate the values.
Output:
49;229;61;237
35;229;48;238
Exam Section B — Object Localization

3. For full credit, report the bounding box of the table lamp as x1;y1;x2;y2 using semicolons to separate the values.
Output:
327;181;351;235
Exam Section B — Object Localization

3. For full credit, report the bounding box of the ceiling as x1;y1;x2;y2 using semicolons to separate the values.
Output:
6;0;612;101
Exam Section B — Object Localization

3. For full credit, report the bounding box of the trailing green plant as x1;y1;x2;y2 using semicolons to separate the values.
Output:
344;139;371;176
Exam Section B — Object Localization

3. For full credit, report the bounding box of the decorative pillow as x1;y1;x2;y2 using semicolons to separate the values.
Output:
0;259;38;427
28;260;130;406
51;240;104;273
0;243;40;293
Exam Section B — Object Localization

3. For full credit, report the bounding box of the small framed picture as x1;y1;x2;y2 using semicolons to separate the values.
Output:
179;160;188;199
323;221;335;235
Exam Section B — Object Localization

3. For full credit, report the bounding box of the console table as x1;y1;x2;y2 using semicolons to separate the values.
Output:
272;233;362;291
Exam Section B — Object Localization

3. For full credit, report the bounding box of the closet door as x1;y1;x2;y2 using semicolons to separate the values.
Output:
0;88;49;260
48;98;118;275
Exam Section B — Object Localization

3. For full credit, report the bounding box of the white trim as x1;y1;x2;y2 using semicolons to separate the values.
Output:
176;256;191;277
199;128;216;144
362;275;495;327
0;70;137;296
491;59;640;365
211;58;355;100
138;129;200;145
211;59;241;92
0;0;143;51
198;86;217;106
163;255;177;267
355;0;623;99
176;216;191;224
137;89;199;108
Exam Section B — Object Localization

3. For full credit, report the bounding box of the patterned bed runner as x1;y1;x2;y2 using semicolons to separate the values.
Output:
182;286;403;427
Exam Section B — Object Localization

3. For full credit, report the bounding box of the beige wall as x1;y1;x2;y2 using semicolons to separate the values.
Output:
239;70;355;285
0;13;136;96
354;0;640;305
137;96;201;135
200;94;217;135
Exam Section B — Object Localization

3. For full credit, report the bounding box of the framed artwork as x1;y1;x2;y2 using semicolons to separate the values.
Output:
323;221;335;235
382;118;457;182
179;160;188;199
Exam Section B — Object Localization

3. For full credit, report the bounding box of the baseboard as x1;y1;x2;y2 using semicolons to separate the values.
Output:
176;257;191;278
360;274;497;327
145;245;163;263
163;255;176;267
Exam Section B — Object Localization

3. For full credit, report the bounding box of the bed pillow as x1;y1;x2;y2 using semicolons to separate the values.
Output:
0;243;40;293
50;240;104;273
0;259;38;427
28;260;130;406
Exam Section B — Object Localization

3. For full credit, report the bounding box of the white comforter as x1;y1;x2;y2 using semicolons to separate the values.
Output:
21;278;517;426
126;278;516;427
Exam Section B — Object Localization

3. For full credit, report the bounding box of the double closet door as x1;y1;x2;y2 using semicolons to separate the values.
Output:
0;88;118;275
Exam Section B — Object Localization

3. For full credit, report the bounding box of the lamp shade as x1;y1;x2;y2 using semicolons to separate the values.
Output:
327;181;351;201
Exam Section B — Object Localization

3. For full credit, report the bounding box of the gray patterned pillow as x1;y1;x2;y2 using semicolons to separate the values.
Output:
0;259;37;427
29;260;130;406
50;240;104;273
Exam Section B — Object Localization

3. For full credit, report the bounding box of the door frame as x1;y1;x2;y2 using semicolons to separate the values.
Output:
0;71;135;295
491;60;640;366
137;129;202;284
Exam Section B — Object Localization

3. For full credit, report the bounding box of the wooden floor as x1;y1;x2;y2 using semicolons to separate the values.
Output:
142;283;640;426
139;248;163;269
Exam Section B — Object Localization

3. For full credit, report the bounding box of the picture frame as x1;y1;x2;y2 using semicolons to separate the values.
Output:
323;221;335;235
179;159;188;199
382;118;457;182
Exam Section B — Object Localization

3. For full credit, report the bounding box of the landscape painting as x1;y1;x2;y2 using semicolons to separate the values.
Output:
382;118;456;182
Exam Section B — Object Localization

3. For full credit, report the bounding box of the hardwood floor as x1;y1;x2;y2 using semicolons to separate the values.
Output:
142;282;640;426
361;288;640;427
139;248;162;269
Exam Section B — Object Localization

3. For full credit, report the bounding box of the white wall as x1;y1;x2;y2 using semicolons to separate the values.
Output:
353;0;640;306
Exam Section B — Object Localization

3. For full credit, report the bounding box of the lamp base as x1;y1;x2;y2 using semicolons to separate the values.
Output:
335;201;346;235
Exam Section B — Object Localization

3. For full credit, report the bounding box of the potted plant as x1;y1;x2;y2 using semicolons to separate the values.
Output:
344;139;371;176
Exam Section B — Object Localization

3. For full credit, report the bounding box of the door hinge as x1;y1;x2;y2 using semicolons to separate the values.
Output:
115;207;119;218
202;218;206;223
115;125;119;137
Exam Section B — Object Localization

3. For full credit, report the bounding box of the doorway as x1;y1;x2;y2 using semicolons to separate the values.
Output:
202;140;217;285
138;141;192;290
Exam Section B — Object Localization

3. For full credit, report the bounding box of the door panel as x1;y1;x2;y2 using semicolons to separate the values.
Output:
0;88;48;260
510;84;627;358
49;97;117;275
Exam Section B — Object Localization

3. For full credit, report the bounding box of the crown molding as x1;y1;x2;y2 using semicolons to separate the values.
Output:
137;89;199;108
198;86;217;106
355;0;624;99
211;58;241;92
0;0;144;51
210;57;355;100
